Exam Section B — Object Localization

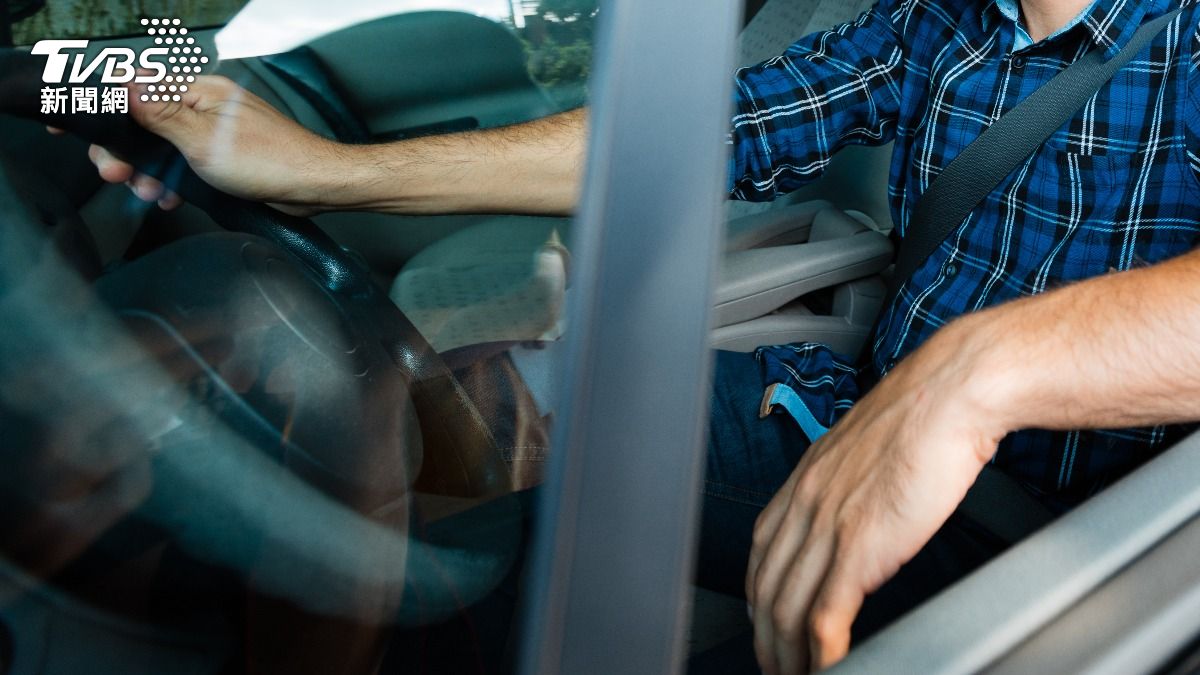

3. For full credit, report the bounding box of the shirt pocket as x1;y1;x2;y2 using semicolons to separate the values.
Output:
1035;140;1126;192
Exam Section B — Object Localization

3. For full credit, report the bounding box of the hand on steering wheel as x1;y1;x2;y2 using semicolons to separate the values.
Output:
0;49;520;674
58;76;338;217
1;46;512;499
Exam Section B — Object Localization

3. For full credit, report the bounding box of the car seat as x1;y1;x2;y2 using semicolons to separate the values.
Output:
388;200;892;359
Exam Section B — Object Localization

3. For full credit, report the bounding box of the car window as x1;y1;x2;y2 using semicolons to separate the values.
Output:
0;2;597;674
0;0;952;671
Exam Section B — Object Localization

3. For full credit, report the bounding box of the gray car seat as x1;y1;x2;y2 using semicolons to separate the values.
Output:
389;200;892;358
713;202;892;356
390;216;570;352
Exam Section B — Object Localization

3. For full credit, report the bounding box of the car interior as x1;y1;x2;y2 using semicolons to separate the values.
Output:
0;0;931;672
4;0;1200;673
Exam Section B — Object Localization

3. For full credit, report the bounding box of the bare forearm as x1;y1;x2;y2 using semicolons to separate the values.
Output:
81;78;585;217
313;108;587;216
943;249;1200;433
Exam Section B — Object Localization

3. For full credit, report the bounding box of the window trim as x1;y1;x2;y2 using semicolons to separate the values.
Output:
833;429;1200;674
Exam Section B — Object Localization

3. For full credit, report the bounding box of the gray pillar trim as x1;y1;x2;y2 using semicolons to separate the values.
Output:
517;1;742;673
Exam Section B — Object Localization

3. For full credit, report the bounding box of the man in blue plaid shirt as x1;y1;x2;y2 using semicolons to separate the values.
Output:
79;0;1200;670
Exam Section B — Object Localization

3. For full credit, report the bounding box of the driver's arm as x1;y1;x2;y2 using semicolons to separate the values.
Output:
746;244;1200;673
81;76;586;217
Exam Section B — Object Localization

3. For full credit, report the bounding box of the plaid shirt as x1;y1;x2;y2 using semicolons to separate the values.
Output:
730;0;1200;502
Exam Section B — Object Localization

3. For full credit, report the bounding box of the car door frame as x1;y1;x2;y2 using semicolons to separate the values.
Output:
515;1;743;673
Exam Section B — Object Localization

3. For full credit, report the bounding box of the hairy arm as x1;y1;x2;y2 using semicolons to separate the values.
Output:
82;76;586;217
748;248;1200;675
959;247;1200;431
328;108;586;215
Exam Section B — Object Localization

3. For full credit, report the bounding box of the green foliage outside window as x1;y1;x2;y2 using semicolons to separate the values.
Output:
11;0;245;45
511;0;596;109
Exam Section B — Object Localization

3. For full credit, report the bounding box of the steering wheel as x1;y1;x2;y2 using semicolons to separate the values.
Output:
0;46;525;674
0;47;511;501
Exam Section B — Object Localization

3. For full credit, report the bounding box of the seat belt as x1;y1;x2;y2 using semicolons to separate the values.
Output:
893;8;1183;544
891;8;1182;291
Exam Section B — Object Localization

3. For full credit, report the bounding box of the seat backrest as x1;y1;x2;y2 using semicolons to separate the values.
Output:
305;11;558;138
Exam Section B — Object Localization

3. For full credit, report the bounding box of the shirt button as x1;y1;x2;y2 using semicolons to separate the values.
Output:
1011;54;1026;70
944;263;958;278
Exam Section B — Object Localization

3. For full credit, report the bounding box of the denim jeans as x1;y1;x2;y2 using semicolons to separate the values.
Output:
689;351;1010;671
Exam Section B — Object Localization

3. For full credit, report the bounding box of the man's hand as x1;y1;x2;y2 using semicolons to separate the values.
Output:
68;76;344;216
745;244;1200;674
746;318;1007;674
56;77;586;217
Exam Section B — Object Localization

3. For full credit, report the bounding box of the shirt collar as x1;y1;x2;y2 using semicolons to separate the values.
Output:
981;0;1152;58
